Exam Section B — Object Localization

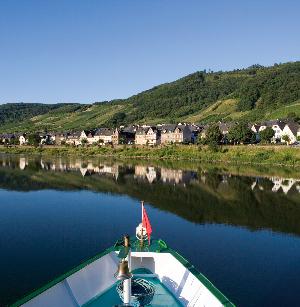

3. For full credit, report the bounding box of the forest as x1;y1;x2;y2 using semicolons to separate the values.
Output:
0;62;299;132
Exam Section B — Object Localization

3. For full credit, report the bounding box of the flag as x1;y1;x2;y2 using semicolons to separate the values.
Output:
142;202;152;245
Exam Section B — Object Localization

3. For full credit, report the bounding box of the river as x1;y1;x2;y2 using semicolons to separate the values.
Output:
0;154;300;306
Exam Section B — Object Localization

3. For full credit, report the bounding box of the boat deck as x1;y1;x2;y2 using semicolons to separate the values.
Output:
85;269;182;307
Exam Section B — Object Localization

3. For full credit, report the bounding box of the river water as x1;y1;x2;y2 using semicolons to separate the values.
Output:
0;154;300;306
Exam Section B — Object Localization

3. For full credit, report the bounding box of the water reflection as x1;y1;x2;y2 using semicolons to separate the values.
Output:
2;154;300;195
1;154;300;237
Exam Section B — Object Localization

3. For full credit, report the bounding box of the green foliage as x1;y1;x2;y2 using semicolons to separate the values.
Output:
282;134;291;144
287;112;300;123
105;112;126;127
81;138;88;146
227;123;254;144
0;103;78;125
27;133;41;147
0;62;299;132
259;127;275;143
206;124;223;148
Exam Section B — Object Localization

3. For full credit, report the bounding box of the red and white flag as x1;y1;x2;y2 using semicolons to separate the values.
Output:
142;202;152;245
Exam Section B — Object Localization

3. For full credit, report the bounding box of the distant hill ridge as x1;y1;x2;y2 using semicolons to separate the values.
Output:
0;61;300;132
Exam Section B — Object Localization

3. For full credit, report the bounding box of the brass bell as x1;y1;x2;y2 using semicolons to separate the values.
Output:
114;260;132;280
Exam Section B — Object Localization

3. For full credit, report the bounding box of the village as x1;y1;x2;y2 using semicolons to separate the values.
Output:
0;118;300;147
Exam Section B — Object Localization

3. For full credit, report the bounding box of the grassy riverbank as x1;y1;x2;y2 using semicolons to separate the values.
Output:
1;144;300;167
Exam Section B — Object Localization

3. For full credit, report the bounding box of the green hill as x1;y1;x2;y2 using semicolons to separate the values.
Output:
1;61;300;132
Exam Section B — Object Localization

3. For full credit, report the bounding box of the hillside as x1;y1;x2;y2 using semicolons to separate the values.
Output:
0;61;299;132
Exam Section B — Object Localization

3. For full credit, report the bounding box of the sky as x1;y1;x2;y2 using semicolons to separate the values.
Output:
0;0;299;104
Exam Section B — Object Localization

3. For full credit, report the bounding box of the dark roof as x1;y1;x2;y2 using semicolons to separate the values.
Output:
95;128;114;136
136;126;158;135
218;122;233;133
67;131;81;138
0;133;15;138
82;129;96;137
263;120;286;130
186;124;202;132
285;121;300;135
121;125;137;133
160;124;177;133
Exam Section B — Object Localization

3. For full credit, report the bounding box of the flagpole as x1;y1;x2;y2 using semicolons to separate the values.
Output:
140;200;144;247
141;200;144;223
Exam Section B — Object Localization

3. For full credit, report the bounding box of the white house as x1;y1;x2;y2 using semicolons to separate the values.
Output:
253;120;286;142
19;134;28;145
281;122;300;144
80;130;97;145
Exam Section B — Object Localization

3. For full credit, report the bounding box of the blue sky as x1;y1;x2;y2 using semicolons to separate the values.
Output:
0;0;299;104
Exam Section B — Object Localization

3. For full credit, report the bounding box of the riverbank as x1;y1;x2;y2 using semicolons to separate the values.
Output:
1;144;300;167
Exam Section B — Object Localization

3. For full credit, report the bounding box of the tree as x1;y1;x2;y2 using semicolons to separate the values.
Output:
282;134;290;145
108;112;126;127
8;137;19;146
206;124;222;149
28;133;41;147
227;123;254;144
287;112;300;123
81;138;88;146
259;127;275;143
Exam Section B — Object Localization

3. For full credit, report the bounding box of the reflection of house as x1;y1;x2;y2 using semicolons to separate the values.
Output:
134;165;157;183
160;124;192;144
19;157;28;170
161;168;183;184
97;164;119;179
270;177;300;194
146;167;157;183
135;165;147;177
135;127;160;145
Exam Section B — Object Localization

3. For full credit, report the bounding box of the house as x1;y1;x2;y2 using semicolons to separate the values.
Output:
65;131;81;146
80;130;96;145
94;128;115;145
54;133;67;145
160;124;192;144
250;124;261;141
255;120;286;142
19;133;28;145
199;125;209;139
119;125;137;144
135;126;160;146
111;128;120;145
0;133;16;144
39;133;56;145
186;124;202;143
218;122;234;136
281;122;300;144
